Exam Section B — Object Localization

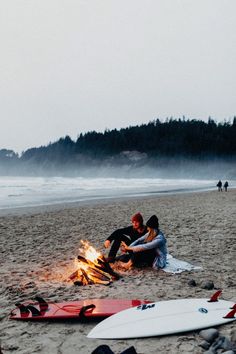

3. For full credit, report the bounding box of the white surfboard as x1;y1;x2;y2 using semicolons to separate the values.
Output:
87;296;236;339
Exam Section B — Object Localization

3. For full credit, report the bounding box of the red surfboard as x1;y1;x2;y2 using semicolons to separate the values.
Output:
10;296;151;321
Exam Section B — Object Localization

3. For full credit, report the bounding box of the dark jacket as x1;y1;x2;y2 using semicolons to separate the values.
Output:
107;226;147;244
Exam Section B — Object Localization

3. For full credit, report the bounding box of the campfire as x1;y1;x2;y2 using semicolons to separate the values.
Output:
69;241;121;286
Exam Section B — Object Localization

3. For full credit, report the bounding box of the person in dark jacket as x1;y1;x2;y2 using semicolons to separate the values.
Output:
104;212;147;262
217;180;223;191
224;181;229;191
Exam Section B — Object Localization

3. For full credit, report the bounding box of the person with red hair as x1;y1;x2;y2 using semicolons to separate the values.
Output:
104;212;147;263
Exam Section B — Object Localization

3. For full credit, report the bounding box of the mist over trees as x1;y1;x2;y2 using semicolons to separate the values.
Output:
1;118;236;178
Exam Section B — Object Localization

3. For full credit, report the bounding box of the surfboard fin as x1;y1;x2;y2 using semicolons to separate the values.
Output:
208;290;222;302
15;303;40;317
223;305;236;319
15;303;30;316
79;304;96;320
26;305;41;316
34;296;49;312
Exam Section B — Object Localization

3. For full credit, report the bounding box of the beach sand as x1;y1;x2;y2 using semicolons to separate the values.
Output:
0;190;235;354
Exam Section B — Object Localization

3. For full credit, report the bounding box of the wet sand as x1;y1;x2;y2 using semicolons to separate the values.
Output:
0;190;235;354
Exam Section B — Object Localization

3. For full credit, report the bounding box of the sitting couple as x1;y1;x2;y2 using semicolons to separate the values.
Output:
104;213;167;270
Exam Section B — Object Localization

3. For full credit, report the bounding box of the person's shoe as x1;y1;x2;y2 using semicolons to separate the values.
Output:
91;344;114;354
120;346;137;354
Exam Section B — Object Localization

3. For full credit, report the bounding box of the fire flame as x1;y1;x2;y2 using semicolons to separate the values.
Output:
70;240;119;286
79;240;101;263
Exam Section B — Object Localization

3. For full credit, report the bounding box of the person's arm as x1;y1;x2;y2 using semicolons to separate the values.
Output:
130;233;166;252
130;234;147;246
121;233;148;252
104;226;133;248
106;226;133;241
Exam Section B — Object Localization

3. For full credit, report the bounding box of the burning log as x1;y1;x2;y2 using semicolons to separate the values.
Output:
80;268;94;285
77;255;120;280
69;241;121;286
97;256;121;280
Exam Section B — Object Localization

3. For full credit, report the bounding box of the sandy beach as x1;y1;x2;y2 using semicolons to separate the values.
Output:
0;190;235;354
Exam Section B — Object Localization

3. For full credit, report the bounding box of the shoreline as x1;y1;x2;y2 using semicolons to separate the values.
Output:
0;189;235;353
0;186;227;217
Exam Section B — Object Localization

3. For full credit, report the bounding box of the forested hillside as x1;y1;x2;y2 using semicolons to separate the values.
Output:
1;118;236;177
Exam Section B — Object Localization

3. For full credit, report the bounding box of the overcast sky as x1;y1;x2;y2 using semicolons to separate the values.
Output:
0;0;236;153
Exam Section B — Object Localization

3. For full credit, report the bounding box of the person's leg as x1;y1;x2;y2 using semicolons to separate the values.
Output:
108;235;131;259
115;253;131;262
117;258;133;270
131;249;156;267
118;249;157;270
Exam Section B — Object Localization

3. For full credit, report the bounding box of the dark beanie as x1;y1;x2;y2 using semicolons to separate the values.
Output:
131;212;143;224
146;215;159;229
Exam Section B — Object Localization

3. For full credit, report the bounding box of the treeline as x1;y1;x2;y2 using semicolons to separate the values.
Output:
1;118;236;176
22;117;236;159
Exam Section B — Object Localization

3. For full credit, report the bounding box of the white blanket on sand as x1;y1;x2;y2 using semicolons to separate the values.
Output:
163;254;202;274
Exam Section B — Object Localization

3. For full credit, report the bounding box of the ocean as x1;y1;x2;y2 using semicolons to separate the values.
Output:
0;176;230;210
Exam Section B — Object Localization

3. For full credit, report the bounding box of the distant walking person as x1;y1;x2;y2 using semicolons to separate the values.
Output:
216;180;222;192
224;181;229;192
